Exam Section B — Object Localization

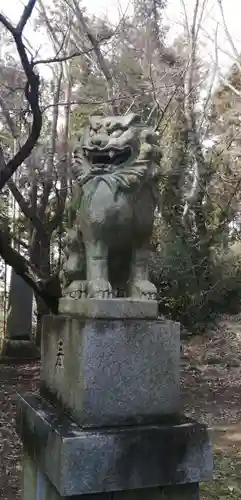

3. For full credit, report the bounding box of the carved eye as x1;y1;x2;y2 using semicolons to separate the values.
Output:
111;130;122;138
105;122;114;134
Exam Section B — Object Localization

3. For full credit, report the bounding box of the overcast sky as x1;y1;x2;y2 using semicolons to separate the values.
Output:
0;0;241;72
81;0;241;70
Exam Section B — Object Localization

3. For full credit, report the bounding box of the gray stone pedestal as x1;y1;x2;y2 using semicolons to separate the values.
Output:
40;315;180;427
17;395;212;500
16;305;213;498
23;455;200;499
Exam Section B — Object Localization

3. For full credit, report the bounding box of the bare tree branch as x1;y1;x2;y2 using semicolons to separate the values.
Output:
182;0;211;244
33;34;113;66
0;227;61;313
198;25;219;135
0;95;20;140
219;75;241;97
16;0;36;34
213;23;241;98
38;0;60;48
69;0;118;114
217;0;241;74
0;13;14;33
0;145;48;241
0;0;42;190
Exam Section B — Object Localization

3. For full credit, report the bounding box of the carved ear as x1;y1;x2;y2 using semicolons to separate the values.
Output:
89;115;103;130
122;113;141;128
141;127;160;145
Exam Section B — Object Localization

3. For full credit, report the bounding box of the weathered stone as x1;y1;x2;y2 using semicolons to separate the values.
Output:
40;315;180;427
0;339;40;361
58;297;158;318
61;114;163;302
22;453;200;499
6;269;33;340
17;394;212;497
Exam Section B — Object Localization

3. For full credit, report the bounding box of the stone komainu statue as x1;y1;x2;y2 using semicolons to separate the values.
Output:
61;113;162;300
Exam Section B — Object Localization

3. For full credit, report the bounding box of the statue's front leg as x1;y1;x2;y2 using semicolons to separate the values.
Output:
129;247;157;300
86;241;112;299
61;228;87;299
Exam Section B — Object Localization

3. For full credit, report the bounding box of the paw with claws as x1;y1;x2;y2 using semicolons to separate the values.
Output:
87;279;112;299
130;280;157;300
63;280;87;299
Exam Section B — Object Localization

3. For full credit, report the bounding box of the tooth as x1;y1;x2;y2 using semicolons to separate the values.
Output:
109;150;115;158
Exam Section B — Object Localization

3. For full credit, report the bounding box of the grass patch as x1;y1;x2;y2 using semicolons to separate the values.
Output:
201;447;241;499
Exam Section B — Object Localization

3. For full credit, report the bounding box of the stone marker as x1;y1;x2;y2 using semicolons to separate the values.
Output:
1;269;39;361
16;113;212;499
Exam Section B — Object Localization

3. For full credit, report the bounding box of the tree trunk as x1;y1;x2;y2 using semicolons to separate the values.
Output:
35;293;49;346
30;232;51;345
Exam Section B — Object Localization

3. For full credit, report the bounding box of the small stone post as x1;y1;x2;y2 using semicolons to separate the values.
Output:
1;270;39;361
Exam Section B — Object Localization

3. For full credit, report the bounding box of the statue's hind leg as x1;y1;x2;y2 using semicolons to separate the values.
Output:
129;247;157;300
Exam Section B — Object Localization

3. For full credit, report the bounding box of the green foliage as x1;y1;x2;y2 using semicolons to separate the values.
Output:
150;226;241;332
150;227;210;331
201;449;241;499
209;243;241;314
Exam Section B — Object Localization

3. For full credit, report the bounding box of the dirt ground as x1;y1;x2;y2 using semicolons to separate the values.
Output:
2;314;241;499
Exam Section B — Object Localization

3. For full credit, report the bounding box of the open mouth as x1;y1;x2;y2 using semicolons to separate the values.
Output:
83;146;132;167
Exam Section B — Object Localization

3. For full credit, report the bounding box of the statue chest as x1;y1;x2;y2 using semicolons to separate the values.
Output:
77;180;155;245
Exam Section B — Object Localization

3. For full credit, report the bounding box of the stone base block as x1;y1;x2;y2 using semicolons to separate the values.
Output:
17;395;212;497
40;315;180;427
58;298;158;319
23;454;200;499
0;339;40;362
